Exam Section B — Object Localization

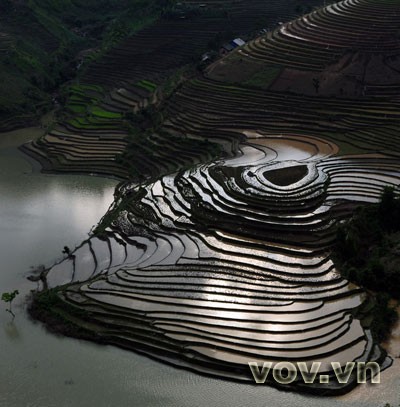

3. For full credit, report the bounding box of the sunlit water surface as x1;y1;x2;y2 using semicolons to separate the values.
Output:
0;128;398;407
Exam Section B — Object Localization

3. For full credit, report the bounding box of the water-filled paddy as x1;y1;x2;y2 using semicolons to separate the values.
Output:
1;128;399;406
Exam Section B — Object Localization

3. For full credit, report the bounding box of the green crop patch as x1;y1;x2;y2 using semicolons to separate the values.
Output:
136;80;158;92
244;66;282;89
90;107;122;119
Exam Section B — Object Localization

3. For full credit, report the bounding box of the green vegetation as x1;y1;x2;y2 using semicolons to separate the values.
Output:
0;0;175;127
369;293;398;342
1;290;19;318
136;80;158;92
90;106;122;119
336;186;400;296
99;0;175;52
162;65;192;98
243;66;282;89
335;186;400;340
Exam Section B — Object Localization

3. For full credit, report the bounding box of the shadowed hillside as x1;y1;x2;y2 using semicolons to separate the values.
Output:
28;0;400;396
21;0;329;178
0;0;174;131
208;0;400;98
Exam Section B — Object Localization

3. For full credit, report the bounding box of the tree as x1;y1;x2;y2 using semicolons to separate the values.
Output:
62;246;71;255
312;78;320;94
380;185;395;210
1;290;19;318
379;186;399;231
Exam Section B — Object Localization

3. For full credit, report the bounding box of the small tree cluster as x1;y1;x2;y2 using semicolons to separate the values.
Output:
1;290;19;318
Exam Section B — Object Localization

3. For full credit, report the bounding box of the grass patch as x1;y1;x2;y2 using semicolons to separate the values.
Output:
90;106;122;119
67;103;86;114
243;66;282;89
322;132;380;156
136;79;158;92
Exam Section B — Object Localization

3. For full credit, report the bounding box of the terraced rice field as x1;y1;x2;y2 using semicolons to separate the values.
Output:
0;32;13;54
23;0;327;178
31;0;400;396
161;76;400;159
210;0;400;98
241;0;400;68
39;133;400;394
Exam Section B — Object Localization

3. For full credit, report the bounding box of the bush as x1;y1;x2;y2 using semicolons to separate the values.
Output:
334;186;400;340
370;293;397;341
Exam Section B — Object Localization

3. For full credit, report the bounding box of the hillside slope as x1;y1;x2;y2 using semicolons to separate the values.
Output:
28;0;400;394
208;0;400;98
0;0;172;131
22;0;329;178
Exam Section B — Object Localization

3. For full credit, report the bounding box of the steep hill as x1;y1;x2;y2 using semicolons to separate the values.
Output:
21;0;329;178
0;0;173;131
208;0;400;98
28;0;400;395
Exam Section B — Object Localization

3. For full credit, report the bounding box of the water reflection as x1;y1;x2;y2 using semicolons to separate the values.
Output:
2;128;399;405
40;133;400;394
3;321;21;341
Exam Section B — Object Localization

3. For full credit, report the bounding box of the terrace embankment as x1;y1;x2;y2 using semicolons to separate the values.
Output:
0;0;177;130
21;0;328;180
208;0;400;98
28;0;400;396
32;135;400;395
